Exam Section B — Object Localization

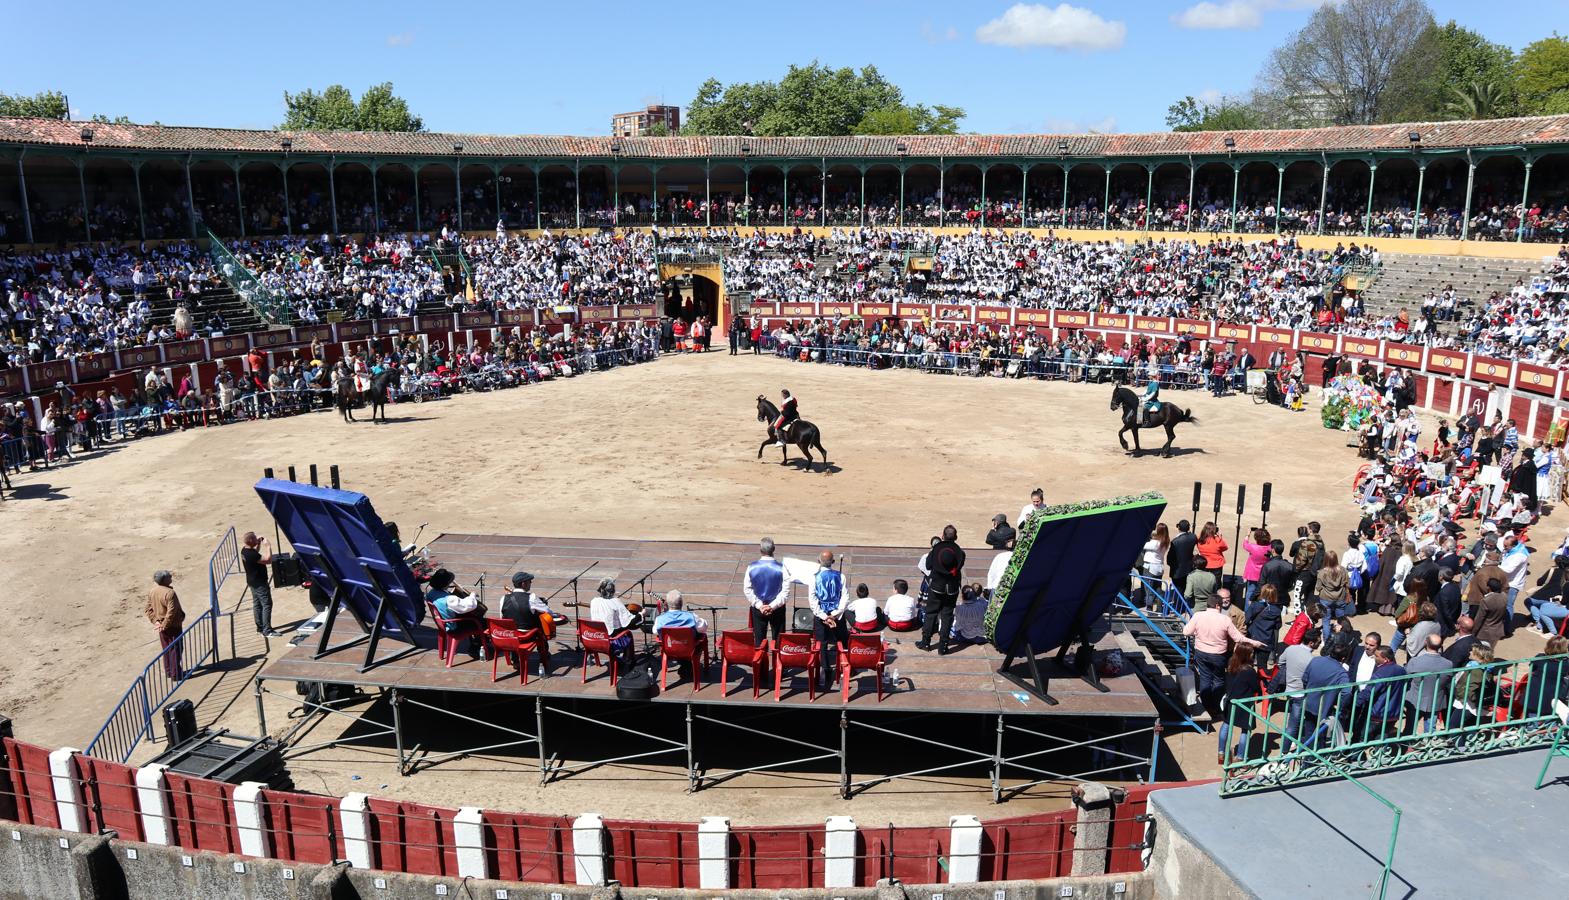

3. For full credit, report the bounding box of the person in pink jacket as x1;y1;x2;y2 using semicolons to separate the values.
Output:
1241;527;1273;607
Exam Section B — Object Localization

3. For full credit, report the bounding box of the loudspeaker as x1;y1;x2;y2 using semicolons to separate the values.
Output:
163;700;197;746
792;608;814;632
1261;482;1273;513
272;552;307;589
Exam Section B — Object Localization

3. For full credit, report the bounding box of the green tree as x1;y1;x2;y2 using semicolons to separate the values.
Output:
280;82;423;132
1516;35;1569;115
1443;80;1510;120
0;89;69;119
1255;0;1436;126
643;121;671;137
1165;95;1263;132
1383;21;1516;121
682;63;962;136
89;113;133;125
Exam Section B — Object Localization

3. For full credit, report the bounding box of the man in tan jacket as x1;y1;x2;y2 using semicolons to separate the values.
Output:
145;570;186;680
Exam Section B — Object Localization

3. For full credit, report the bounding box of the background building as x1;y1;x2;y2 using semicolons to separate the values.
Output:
612;104;680;137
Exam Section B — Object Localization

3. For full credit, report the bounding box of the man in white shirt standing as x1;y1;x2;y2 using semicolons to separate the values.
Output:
1499;533;1531;639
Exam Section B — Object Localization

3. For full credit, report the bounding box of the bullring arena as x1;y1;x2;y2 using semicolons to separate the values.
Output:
2;113;1569;897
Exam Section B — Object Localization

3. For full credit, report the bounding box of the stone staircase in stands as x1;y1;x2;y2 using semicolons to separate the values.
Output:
146;284;265;337
1358;252;1549;319
1105;606;1207;726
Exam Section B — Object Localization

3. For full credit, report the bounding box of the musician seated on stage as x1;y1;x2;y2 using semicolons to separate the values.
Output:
427;568;487;658
849;583;884;633
885;579;921;632
500;571;556;673
651;590;708;636
589;577;641;669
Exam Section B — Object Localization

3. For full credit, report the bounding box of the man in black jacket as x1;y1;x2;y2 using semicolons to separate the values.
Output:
918;525;966;654
1443;615;1478;667
1434;567;1462;637
1259;540;1296;601
499;571;552;672
1168;520;1197;596
985;514;1016;550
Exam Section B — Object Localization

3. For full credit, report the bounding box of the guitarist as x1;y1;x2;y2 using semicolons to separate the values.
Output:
500;571;557;670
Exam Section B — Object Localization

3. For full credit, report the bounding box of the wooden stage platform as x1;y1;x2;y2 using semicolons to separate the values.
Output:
255;534;1161;796
261;533;1157;719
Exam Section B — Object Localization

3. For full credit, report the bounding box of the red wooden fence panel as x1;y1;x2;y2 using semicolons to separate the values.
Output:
603;819;698;888
733;825;823;889
2;739;57;827
262;789;341;864
76;755;143;840
164;773;238;854
484;811;569;884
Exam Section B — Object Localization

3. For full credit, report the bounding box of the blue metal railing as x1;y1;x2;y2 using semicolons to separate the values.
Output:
1130;572;1191;619
85;527;240;763
1112;594;1191;666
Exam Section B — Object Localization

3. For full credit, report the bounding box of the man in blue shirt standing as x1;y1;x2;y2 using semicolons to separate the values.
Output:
809;550;848;687
745;537;788;645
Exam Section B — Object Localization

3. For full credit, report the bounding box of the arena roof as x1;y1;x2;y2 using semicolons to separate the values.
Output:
1;115;1567;160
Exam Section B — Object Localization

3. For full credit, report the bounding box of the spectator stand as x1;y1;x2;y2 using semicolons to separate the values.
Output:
251;531;1161;802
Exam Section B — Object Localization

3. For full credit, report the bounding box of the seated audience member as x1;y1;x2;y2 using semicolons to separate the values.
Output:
951;583;990;646
986;539;1014;597
849;582;883;632
589;577;641;669
427;568;486;657
885;579;921;631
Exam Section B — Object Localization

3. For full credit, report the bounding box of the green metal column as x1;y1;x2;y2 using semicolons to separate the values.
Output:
371;164;380;230
533;166;541;230
782;167;788;227
820;157;827;227
328;161;339;234
937;158;944;227
1101;165;1110;230
1317;157;1329;236
897;165;904;226
980;164;988;227
234;163;245;237
744;164;751;225
652;165;659;225
413;164;422;232
613;164;621;227
455;162;463;232
1186;161;1195;232
15;154;32;244
280;161;291;235
1274;164;1284;234
1060;165;1068;228
78;159;90;242
183;156;197;240
1411;162;1425;239
704;161;711;227
859;167;865;227
1517;159;1533;242
1459;158;1475;241
494;164;502;227
1144;165;1153;231
133;161;146;241
1364;162;1377;237
1228;164;1239;233
574;161;581;229
1021;165;1029;227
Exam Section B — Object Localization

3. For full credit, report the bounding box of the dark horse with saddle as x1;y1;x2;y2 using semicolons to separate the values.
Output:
1110;383;1197;458
337;369;398;423
756;396;829;472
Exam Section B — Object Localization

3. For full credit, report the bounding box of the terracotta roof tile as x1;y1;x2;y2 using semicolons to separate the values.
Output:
3;115;1567;160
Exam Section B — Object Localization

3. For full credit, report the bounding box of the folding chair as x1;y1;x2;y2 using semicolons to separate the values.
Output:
658;626;710;692
718;629;770;698
838;634;888;702
773;631;821;702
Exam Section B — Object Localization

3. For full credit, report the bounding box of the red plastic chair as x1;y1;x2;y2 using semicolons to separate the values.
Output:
426;600;483;668
838;634;887;703
658;626;710;692
485;617;546;684
773;632;821;701
718;629;770;698
578;619;619;685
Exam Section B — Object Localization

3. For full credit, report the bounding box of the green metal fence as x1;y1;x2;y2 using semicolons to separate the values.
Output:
202;228;292;326
1220;650;1569;797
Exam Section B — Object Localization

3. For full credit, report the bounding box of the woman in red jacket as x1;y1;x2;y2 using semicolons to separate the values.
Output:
1196;521;1228;573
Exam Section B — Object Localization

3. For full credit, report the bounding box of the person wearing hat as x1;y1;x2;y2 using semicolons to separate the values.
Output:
917;525;966;654
501;572;555;672
985;514;1015;550
427;568;486;657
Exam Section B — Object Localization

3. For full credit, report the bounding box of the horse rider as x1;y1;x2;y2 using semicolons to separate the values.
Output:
351;352;371;394
1140;377;1161;428
772;388;799;446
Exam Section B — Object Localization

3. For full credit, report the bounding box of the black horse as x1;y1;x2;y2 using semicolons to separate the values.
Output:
338;370;397;423
756;396;829;472
1111;384;1196;458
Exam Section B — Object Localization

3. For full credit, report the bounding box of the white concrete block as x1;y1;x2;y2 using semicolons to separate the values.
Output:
572;813;606;886
233;782;271;858
47;749;85;833
947;815;983;883
339;793;374;869
134;764;172;846
698;816;730;889
454;807;489;879
824;816;857;888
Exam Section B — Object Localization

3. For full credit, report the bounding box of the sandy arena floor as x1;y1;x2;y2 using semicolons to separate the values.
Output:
0;352;1553;823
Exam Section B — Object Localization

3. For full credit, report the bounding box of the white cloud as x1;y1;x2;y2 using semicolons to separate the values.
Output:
921;22;960;43
975;4;1127;51
1197;88;1226;105
1043;115;1119;133
1173;0;1335;31
1174;1;1261;29
386;31;415;47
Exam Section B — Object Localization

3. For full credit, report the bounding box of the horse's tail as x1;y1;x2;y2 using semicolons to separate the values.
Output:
1181;407;1197;425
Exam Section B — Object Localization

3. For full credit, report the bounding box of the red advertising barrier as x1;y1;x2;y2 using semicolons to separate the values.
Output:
375;317;415;335
336;320;374;340
1384;342;1422;369
251;328;293;349
1134;316;1171;334
72;351;116;381
498;309;532;326
1427;349;1466;376
1298;332;1337;353
858;303;894;318
820;303;854;317
459;310;497;328
1470;357;1510;385
1516;362;1557;396
1055;311;1091;328
208;335;249;357
779;302;817;318
1342;338;1380;359
1257;327;1294;348
23;361;70;392
977;306;1011;324
580;306;615;322
1214;323;1251;343
1095;313;1130;330
1173;318;1208;336
619;304;656;318
1016;309;1053;327
294;324;334;344
896;303;933;320
0;368;21;397
935;305;974;323
162;339;206;363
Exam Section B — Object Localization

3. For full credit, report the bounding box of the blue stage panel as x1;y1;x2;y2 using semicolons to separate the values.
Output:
253;478;425;636
985;492;1166;654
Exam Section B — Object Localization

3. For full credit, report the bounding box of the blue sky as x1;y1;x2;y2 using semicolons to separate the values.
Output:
4;0;1562;135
